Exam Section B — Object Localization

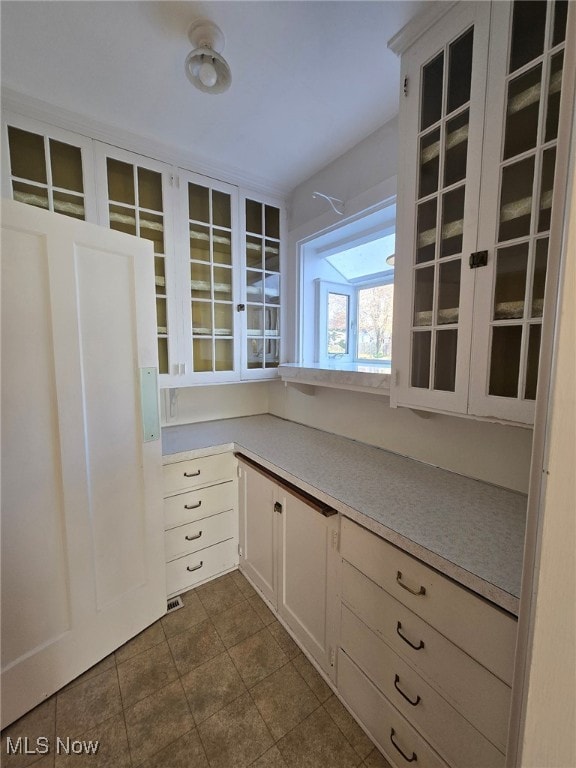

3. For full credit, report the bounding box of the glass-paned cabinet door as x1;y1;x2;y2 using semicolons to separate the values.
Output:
94;144;175;376
179;171;240;381
469;0;573;423
392;2;490;413
242;193;282;376
2;114;96;222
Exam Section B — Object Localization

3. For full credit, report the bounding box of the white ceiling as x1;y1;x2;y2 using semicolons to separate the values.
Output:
1;1;424;195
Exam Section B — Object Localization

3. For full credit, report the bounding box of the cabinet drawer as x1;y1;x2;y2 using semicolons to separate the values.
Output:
163;453;235;496
340;605;505;767
166;538;238;597
164;481;235;530
165;509;236;562
338;650;449;768
342;561;510;750
340;518;517;684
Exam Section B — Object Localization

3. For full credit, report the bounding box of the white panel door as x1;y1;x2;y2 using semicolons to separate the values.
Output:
1;199;165;729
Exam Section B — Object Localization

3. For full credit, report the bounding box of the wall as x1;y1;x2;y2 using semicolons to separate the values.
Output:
161;382;270;427
268;381;532;493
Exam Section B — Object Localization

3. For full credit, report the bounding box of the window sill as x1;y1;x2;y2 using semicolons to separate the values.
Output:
278;363;391;396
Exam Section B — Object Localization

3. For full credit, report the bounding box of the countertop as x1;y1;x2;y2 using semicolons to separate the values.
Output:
162;415;526;615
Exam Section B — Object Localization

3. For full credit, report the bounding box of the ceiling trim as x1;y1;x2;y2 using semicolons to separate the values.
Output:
1;86;288;200
387;1;458;56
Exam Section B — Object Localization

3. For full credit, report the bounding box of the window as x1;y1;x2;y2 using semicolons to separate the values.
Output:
300;205;395;371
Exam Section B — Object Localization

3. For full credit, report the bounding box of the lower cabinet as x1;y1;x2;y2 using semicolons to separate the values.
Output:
162;452;238;596
337;518;517;768
237;455;339;678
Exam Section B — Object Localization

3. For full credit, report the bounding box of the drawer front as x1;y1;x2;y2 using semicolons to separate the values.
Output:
342;561;511;750
166;539;238;596
164;481;236;530
165;509;237;562
340;605;505;767
163;453;235;496
339;650;449;768
340;517;517;684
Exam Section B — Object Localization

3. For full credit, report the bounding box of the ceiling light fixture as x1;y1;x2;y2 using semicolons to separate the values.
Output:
185;19;231;95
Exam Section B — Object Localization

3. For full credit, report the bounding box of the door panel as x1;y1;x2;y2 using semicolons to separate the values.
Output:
1;199;165;728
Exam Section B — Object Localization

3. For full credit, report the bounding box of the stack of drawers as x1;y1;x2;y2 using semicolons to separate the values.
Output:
338;518;517;768
163;453;238;597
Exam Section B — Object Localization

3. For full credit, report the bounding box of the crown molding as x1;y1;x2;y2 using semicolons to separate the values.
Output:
1;87;288;200
388;1;459;56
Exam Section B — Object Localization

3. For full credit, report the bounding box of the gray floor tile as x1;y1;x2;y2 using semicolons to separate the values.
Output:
250;745;288;767
196;573;246;616
117;641;178;707
277;707;362;768
229;628;289;688
248;594;277;626
212;600;265;648
161;591;208;639
291;654;333;702
251;663;321;740
267;622;300;660
323;696;374;760
124;679;194;765
363;748;394;768
115;621;166;665
167;618;225;676
198;692;274;768
138;728;208;768
181;651;247;724
1;697;56;768
230;570;258;597
53;714;130;768
61;654;116;692
56;668;122;735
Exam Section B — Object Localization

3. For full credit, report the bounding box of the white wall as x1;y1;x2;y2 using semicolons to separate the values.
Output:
161;382;270;427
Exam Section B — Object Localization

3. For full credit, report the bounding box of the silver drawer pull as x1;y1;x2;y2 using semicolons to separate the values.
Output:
396;621;425;651
186;561;203;572
184;469;201;478
184;500;202;510
396;571;426;596
185;531;202;541
390;728;417;763
394;674;421;707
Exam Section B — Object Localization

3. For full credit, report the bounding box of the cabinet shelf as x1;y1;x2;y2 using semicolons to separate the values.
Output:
507;68;561;116
109;210;164;232
421;123;469;165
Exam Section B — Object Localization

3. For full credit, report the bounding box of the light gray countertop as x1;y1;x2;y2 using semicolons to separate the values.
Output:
162;415;526;615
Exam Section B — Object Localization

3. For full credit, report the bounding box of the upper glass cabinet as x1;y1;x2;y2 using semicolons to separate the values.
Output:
3;116;96;222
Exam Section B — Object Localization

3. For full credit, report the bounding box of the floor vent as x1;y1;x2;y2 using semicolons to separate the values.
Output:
166;596;184;613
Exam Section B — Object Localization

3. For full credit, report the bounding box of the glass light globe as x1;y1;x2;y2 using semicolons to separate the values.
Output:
199;59;218;88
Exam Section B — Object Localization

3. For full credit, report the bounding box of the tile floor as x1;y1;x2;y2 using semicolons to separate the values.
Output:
1;570;392;768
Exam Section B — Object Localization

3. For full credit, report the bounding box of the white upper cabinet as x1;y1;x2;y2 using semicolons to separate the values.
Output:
392;0;574;424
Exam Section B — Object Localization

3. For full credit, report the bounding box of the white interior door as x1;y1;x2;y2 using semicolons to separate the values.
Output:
1;199;166;729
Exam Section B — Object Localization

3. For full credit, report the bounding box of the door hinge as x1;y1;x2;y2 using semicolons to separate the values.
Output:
329;647;336;667
331;530;339;550
403;76;409;97
469;250;488;269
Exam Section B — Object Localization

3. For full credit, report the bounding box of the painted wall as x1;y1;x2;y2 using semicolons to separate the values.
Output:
161;382;270;427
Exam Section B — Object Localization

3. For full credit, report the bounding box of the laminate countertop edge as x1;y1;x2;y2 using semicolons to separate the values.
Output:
162;415;525;616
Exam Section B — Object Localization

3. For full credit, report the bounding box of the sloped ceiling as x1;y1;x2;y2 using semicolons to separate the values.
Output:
1;1;424;194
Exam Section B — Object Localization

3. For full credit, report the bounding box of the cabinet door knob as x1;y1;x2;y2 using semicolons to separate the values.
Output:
396;571;426;596
185;531;202;541
184;469;201;478
390;728;417;763
186;561;203;572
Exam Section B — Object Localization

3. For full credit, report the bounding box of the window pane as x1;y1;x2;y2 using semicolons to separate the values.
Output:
192;302;212;335
109;204;136;236
190;225;210;261
215;340;234;371
107;159;134;205
265;339;280;368
552;0;568;46
447;27;473;114
538;147;556;232
444;110;469;187
138;167;162;211
327;292;349;355
265;307;280;336
498;156;535;242
140;212;164;253
440;185;465;258
246;271;264;303
413;266;435;327
509;1;547;74
357;284;393;361
524;324;542;400
214;303;233;336
8;127;47;184
246;199;262;234
212;190;231;228
411;331;431;388
545;51;564;142
213;229;232;265
419;128;440;199
434;329;458;391
493;243;529;320
246;236;263;268
50;140;83;192
53;190;85;220
531;238;548;317
489;325;522;397
248;307;263;336
416;198;437;263
421;52;444;131
264;240;280;272
437;259;460;324
504;64;542;160
265;205;280;239
12;181;48;210
193;339;213;372
264;273;280;305
188;183;209;223
213;266;233;301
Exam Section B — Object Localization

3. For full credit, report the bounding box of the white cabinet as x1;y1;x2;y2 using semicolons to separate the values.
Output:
162;453;238;596
338;518;517;768
391;0;575;424
1;199;166;728
237;456;339;677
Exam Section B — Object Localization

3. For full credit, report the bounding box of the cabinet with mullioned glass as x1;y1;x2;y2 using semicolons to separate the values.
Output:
2;113;97;222
392;0;574;425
